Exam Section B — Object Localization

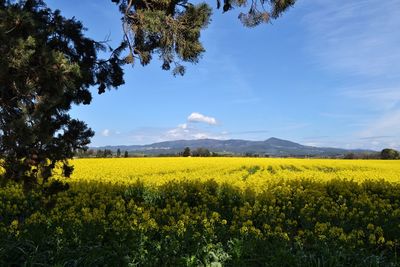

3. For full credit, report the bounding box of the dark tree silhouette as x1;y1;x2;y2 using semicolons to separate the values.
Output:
0;0;124;189
182;147;191;157
381;148;400;160
192;147;211;157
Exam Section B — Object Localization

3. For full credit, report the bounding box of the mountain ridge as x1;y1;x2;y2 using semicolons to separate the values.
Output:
93;137;375;157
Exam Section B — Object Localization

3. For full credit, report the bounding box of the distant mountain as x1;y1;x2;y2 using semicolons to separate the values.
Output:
94;137;375;157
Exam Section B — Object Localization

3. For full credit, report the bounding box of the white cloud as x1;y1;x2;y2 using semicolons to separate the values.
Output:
187;112;217;125
192;133;210;139
303;142;320;147
165;123;227;140
101;129;110;137
178;123;188;130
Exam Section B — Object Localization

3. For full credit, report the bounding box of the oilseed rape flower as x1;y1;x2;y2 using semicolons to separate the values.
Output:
0;158;400;266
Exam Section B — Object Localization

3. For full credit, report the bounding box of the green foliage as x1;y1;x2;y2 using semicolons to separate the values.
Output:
192;147;211;157
0;0;124;188
1;178;400;266
111;0;296;75
94;149;113;158
183;147;191;157
381;148;400;160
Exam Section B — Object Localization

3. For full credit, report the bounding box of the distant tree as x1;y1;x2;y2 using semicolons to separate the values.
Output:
103;149;113;158
74;149;94;158
343;152;380;160
96;150;104;158
245;152;259;157
344;153;356;159
124;151;129;158
192;147;211;157
116;148;121;157
381;148;400;160
87;149;95;157
182;147;191;157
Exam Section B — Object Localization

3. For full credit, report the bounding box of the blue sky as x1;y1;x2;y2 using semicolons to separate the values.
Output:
47;0;400;150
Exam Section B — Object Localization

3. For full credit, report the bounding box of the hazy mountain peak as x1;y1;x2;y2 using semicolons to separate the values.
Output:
94;137;374;156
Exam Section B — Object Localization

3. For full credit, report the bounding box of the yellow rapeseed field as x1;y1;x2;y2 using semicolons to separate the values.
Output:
2;157;400;265
70;158;400;191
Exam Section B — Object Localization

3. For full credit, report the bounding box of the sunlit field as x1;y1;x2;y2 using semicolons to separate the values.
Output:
2;158;400;266
70;157;400;189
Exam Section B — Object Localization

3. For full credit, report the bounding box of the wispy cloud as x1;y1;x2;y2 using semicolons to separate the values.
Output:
165;128;219;141
303;0;400;77
359;136;396;140
341;87;400;110
187;112;218;125
101;129;110;137
358;109;400;140
338;85;400;149
319;112;363;120
300;0;400;150
196;52;260;104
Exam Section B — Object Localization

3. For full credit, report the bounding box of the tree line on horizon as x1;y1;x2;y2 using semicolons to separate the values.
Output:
74;147;400;160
